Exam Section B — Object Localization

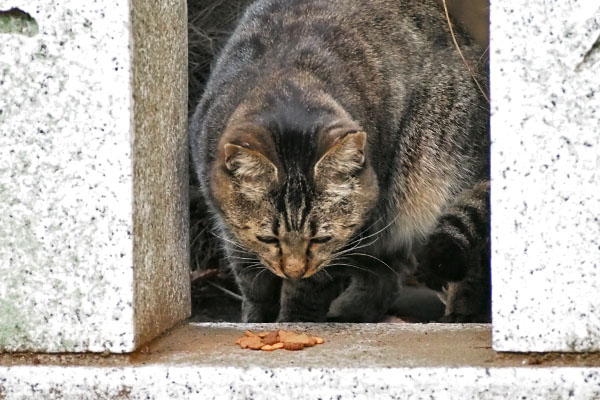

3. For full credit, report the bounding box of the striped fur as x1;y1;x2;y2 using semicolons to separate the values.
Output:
190;0;490;322
417;181;491;322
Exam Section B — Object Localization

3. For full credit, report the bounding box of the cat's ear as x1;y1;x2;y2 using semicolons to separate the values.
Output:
314;131;366;181
223;143;278;183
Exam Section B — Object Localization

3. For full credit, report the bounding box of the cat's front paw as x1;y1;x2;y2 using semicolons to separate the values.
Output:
276;312;327;322
438;281;491;323
326;291;387;322
439;312;489;323
325;312;363;323
241;299;278;322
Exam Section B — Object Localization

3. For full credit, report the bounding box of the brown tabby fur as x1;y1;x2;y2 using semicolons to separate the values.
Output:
190;0;490;322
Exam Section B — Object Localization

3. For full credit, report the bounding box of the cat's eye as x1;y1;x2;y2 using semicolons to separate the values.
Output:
256;235;279;244
310;236;332;244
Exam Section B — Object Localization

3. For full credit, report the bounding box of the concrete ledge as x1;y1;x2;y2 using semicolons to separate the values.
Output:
1;323;599;399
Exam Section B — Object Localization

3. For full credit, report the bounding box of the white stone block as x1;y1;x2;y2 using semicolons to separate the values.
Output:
491;0;600;351
1;324;599;399
0;0;190;352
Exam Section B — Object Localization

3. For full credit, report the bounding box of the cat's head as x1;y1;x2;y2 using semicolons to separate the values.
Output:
211;109;379;280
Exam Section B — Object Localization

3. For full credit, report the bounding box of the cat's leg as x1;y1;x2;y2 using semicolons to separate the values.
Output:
439;242;491;322
325;259;399;322
277;274;341;322
233;263;282;322
417;181;491;322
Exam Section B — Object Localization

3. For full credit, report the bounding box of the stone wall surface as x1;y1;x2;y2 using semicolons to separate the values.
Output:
131;0;190;348
1;365;599;400
0;0;189;352
491;0;600;351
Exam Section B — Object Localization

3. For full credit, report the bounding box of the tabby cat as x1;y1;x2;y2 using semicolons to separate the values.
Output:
190;0;490;323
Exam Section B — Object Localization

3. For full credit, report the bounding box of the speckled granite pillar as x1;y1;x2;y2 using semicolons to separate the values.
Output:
491;1;600;351
0;0;190;352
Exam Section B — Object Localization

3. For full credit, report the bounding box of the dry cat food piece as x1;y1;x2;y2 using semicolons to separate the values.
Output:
236;335;264;350
262;331;280;345
261;342;284;351
283;342;305;351
235;330;325;351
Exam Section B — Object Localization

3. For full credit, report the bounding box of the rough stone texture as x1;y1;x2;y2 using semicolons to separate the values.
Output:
491;1;600;351
0;0;189;352
131;0;190;349
0;324;599;399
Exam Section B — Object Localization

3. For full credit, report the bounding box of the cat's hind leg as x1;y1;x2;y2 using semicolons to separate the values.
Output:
439;241;491;322
417;181;491;322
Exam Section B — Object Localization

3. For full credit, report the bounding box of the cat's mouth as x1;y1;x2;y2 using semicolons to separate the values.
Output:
293;261;329;280
262;259;325;281
279;264;307;281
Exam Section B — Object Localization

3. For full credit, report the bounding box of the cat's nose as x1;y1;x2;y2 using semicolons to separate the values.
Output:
281;256;307;280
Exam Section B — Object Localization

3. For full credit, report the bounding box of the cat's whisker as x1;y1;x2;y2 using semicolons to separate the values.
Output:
344;217;384;247
230;251;254;258
344;233;369;248
326;262;378;276
189;216;206;233
343;221;391;251
240;269;261;277
329;255;386;277
189;233;203;250
332;238;379;257
229;246;253;254
250;268;269;290
342;234;372;250
349;213;402;246
228;255;258;261
316;268;334;282
239;266;265;279
237;263;263;269
332;237;380;259
210;231;248;251
189;225;208;249
363;216;384;233
190;217;211;237
344;252;399;277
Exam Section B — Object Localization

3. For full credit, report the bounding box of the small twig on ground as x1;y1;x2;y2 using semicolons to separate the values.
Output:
477;45;489;65
207;281;244;301
190;268;220;283
442;0;490;103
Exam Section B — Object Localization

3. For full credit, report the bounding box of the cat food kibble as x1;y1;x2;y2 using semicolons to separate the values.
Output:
236;335;264;350
235;330;325;351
